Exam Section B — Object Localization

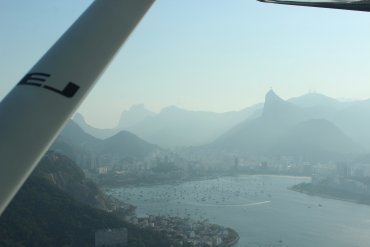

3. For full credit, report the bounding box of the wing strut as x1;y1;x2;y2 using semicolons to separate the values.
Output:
0;0;154;215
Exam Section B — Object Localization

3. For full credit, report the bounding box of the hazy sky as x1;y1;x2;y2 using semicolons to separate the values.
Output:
1;0;370;128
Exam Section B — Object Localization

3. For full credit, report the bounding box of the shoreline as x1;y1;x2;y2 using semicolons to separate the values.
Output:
101;173;309;189
127;215;240;247
103;174;246;247
290;184;370;207
228;228;240;247
220;228;240;247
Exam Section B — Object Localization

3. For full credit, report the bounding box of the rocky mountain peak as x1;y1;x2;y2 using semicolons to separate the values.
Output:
265;89;285;105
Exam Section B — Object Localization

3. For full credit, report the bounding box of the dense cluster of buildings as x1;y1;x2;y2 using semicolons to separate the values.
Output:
125;215;238;247
311;163;370;196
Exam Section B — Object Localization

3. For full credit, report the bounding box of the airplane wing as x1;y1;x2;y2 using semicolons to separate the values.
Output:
0;0;154;215
257;0;370;12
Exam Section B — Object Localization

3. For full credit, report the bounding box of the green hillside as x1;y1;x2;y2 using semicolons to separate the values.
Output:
0;155;171;247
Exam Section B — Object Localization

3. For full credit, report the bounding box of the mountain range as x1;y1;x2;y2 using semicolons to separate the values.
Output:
74;104;261;147
51;120;160;168
74;104;155;139
71;90;370;162
207;90;362;161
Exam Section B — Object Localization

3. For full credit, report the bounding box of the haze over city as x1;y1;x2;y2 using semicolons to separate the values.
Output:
2;0;370;128
4;1;370;247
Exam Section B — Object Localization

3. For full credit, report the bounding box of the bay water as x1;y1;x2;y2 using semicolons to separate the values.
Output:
108;175;370;247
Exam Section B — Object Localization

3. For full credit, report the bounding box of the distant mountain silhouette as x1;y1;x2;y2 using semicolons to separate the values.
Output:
99;130;158;158
73;113;117;139
274;119;361;161
330;99;370;149
210;90;308;152
289;93;342;108
74;91;370;151
75;103;261;148
51;120;160;166
73;104;155;139
58;119;99;146
289;94;370;149
208;90;362;161
51;120;99;161
126;105;261;147
117;104;155;129
262;89;308;124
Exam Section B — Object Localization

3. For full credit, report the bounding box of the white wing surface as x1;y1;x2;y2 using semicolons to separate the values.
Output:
0;0;154;215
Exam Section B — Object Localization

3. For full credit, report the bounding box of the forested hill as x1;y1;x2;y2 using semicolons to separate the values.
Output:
0;153;171;247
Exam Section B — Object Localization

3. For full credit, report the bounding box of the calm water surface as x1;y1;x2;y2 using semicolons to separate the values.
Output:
108;175;370;247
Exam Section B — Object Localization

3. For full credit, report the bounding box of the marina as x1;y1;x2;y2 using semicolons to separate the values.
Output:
107;175;370;247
